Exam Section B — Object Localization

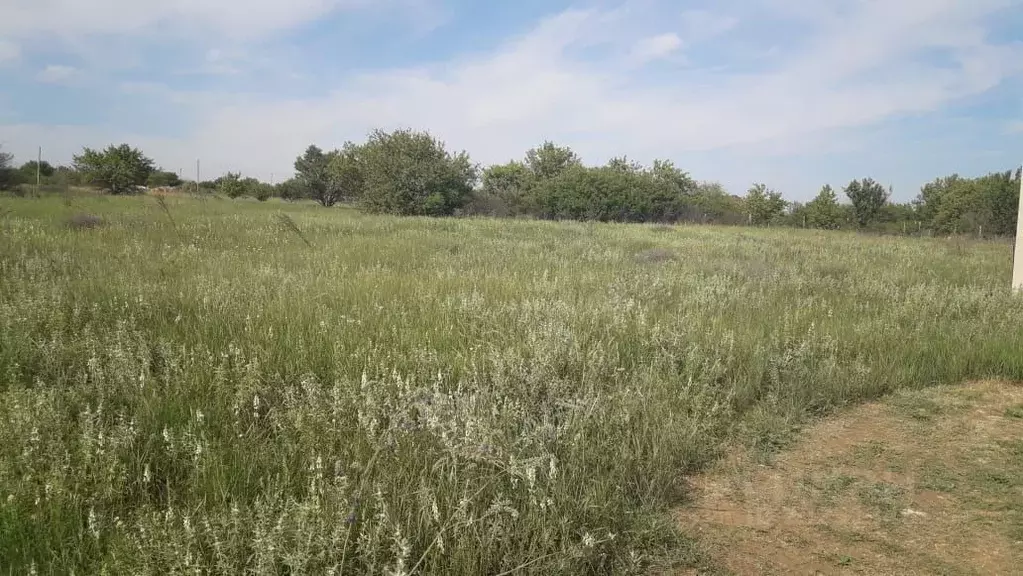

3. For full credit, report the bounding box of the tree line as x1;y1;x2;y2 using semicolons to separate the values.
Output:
1;130;1019;236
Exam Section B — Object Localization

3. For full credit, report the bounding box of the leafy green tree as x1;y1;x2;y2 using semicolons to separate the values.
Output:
606;156;643;174
147;170;182;188
524;141;581;180
358;129;478;216
744;183;787;225
470;161;535;216
219;172;246;199
326;143;365;204
73;144;155;194
650;160;697;198
845;178;888;228
294;145;337;207
276;178;306;201
804;184;841;229
0;146;18;190
978;169;1021;236
19;160;55;182
253;182;273;202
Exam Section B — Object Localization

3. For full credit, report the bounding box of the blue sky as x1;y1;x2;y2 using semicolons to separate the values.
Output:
1;0;1022;201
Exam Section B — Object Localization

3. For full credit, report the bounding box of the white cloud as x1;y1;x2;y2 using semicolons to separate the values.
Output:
2;0;1021;197
1006;120;1023;134
0;0;434;42
630;33;683;64
35;64;80;84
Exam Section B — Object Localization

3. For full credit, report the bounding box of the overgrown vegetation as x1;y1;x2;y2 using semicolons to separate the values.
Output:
7;131;1019;236
1;196;1022;574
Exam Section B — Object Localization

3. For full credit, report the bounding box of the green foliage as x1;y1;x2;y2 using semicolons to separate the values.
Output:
525;141;582;180
0;146;19;190
147;170;183;188
606;156;643;174
650;160;698;199
358;128;478;216
915;170;1020;236
845;178;889;228
275;178;306;201
744;183;787;225
326;143;365;204
72;144;155;195
252;182;274;202
294;145;338;207
687;181;745;224
2;196;1023;574
468;161;535;216
529;164;694;222
19;160;55;181
804;185;841;229
219;172;247;199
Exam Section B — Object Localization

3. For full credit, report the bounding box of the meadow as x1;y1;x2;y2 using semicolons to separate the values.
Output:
1;194;1022;574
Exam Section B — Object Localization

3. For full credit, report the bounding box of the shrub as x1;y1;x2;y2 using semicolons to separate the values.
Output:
358;129;478;216
72;144;155;195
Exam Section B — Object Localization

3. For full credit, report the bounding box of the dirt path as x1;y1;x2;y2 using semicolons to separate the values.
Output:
675;381;1023;575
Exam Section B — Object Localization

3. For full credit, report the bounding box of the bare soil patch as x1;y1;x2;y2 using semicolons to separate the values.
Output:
676;381;1023;575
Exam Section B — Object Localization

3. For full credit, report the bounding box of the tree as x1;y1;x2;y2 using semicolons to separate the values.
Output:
253;182;274;202
73;144;155;194
524;141;581;180
219;172;246;199
650;160;697;198
294;145;332;205
0;145;17;190
845;178;889;228
744;183;787;225
326;143;365;204
19;160;55;182
276;178;306;201
294;144;362;207
606;156;643;174
804;184;840;229
470;161;535;216
147;170;182;188
358;128;478;216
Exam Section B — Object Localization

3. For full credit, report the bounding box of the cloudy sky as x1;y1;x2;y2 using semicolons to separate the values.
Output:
1;0;1022;201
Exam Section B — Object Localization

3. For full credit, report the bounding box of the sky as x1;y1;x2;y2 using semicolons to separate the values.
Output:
1;0;1022;202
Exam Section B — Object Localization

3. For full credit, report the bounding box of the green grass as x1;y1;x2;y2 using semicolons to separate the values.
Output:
1;195;1022;574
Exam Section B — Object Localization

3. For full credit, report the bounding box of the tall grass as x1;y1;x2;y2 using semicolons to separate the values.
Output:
1;195;1022;574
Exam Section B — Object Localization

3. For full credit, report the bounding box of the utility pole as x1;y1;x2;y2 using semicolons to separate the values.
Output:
36;146;41;196
196;159;200;194
1013;164;1023;292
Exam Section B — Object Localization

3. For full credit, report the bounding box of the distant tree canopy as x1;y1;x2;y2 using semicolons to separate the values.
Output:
358;129;477;216
19;160;55;181
14;132;1017;236
73;144;155;195
147;170;182;188
803;185;841;230
845;178;889;228
0;146;17;190
744;183;787;225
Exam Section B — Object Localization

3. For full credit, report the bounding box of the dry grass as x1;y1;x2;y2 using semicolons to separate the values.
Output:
1;195;1022;574
65;212;105;229
677;380;1023;575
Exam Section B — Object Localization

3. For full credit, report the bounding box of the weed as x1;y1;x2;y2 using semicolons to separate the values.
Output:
0;196;1022;574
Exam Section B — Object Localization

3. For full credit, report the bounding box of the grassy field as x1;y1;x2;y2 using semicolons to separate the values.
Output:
1;194;1022;574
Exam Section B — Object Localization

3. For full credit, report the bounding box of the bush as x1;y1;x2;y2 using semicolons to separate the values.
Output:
219;173;247;199
147;170;183;188
73;144;155;195
529;165;693;223
0;146;22;191
358;129;478;216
